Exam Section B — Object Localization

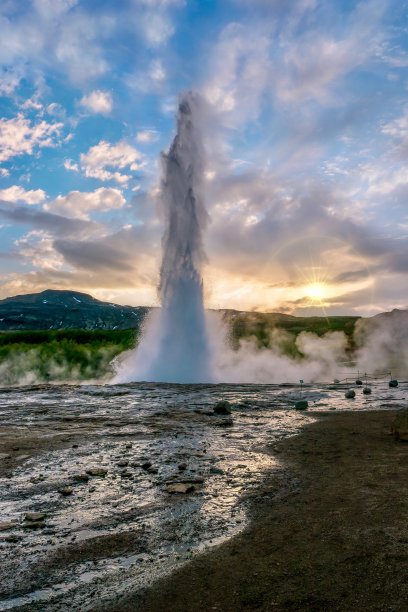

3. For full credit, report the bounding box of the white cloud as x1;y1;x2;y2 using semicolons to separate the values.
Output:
64;159;79;172
381;108;408;143
16;230;65;271
21;97;43;111
0;114;63;163
80;90;113;115
136;130;159;143
43;187;126;220
79;140;143;185
203;23;270;126
0;185;46;205
0;65;23;96
133;1;185;47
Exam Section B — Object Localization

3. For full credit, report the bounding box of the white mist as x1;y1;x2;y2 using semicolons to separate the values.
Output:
114;93;214;383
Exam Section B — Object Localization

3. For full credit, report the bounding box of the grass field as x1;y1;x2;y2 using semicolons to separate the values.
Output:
0;314;360;385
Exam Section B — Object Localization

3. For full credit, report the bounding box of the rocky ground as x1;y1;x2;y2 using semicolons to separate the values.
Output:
115;410;408;612
0;381;407;611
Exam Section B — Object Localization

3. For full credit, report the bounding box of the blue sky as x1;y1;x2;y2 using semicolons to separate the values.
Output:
0;0;408;315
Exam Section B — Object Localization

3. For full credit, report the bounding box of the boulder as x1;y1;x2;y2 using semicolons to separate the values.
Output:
213;400;232;415
391;409;408;441
345;389;356;399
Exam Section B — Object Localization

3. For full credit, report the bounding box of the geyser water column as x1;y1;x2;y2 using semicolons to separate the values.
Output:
114;92;214;383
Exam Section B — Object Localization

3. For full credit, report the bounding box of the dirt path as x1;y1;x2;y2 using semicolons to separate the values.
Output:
111;410;408;612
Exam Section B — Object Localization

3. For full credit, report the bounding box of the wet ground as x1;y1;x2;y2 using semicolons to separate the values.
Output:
0;379;406;611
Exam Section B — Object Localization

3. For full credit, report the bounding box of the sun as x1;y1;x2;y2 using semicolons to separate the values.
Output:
305;282;328;302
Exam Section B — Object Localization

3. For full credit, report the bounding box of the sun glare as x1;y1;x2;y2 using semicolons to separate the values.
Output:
305;282;327;301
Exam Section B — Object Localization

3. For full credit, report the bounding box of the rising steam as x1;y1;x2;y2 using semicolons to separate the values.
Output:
114;92;214;383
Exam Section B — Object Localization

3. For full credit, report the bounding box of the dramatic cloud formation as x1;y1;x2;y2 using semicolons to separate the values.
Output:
0;0;407;314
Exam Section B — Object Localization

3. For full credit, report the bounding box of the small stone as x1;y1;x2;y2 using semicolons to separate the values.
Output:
345;389;356;399
73;473;89;482
0;453;11;461
72;444;79;449
125;443;132;449
210;467;224;475
166;483;195;494
389;379;398;388
146;466;158;474
363;387;372;395
141;461;152;470
295;400;308;410
58;486;73;496
178;463;187;471
213;400;232;415
24;512;46;522
120;470;133;478
5;534;21;543
0;521;16;531
117;460;128;467
86;467;108;477
356;379;363;385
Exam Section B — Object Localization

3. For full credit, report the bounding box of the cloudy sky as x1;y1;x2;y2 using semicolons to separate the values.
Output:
0;0;407;315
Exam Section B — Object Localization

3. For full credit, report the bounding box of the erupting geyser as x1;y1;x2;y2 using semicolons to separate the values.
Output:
114;92;214;383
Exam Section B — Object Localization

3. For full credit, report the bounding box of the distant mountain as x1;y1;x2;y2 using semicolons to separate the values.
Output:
0;290;149;331
0;288;364;334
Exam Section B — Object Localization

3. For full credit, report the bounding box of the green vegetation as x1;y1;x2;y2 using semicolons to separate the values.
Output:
0;329;138;386
0;314;361;385
228;312;360;357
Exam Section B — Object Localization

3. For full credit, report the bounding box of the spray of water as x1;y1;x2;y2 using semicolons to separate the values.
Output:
114;92;214;383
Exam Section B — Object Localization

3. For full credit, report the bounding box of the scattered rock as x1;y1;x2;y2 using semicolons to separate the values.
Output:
120;470;133;478
125;443;132;449
86;467;108;477
23;512;46;529
391;409;408;441
117;460;129;467
73;473;89;482
166;483;195;494
141;461;152;470
0;453;11;461
389;379;399;388
146;466;158;474
363;387;372;395
58;486;73;496
345;389;356;399
0;521;16;532
210;467;224;475
295;400;308;410
356;379;363;385
24;512;46;522
213;400;232;415
178;463;187;471
4;534;21;543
